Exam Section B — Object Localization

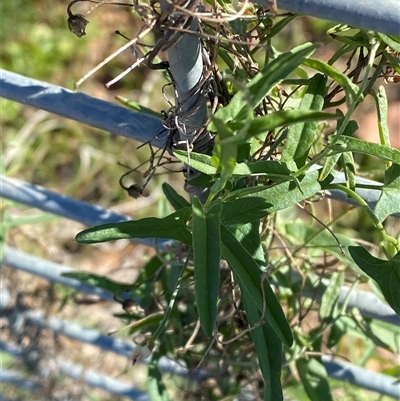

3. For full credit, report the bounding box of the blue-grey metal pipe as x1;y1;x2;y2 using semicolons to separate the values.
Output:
4;245;399;328
0;340;150;401
322;355;400;399
0;369;42;392
0;175;170;248
6;311;195;379
2;247;114;302
1;69;399;220
0;69;165;145
273;0;400;37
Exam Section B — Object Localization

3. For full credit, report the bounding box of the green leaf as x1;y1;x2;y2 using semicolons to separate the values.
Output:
233;160;293;177
210;115;238;197
327;316;364;348
241;288;283;401
221;110;338;145
192;198;222;337
370;319;400;353
328;43;358;65
174;151;294;179
296;358;333;401
211;43;318;126
319;117;359;181
319;272;344;321
221;197;274;224
328;136;400;164
232;222;266;267
222;170;323;224
174;150;216;175
221;224;293;346
349;308;399;354
281;74;327;168
302;58;359;101
377;33;400;53
349;246;400;315
327;26;370;47
219;49;247;80
339;150;356;191
384;51;400;74
61;271;133;292
75;208;192;245
371;86;391;146
374;163;400;222
162;182;190;211
265;15;297;40
245;42;318;110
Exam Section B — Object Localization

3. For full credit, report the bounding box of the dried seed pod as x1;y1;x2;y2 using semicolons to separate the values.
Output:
125;184;149;199
68;13;89;38
122;299;138;314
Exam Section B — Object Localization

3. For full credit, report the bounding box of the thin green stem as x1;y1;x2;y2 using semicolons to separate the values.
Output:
328;183;399;251
151;253;190;342
294;39;381;178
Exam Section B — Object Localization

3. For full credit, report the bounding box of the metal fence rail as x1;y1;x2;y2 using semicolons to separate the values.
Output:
2;249;400;398
275;0;400;36
0;341;150;401
2;192;400;398
4;245;400;328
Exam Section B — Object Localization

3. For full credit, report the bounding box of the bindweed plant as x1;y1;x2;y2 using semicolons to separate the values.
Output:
58;1;400;400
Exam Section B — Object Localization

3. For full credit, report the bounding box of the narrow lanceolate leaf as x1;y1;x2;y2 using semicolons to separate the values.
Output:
222;170;323;225
340;150;356;191
371;86;390;147
209;115;237;197
211;42;318;126
281;73;327;169
265;14;297;40
232;160;292;178
349;246;400;315
162;182;190;211
319;272;344;321
377;33;400;53
374;163;400;222
75;207;192;245
296;358;333;401
328;136;400;164
220;110;338;145
241;288;283;401
61;271;133;292
192;197;222;337
302;58;359;101
243;42;318;111
174;150;217;175
174;151;294;179
221;224;293;346
319;116;359;181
